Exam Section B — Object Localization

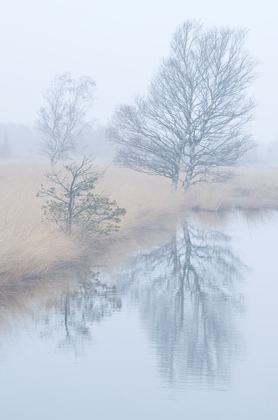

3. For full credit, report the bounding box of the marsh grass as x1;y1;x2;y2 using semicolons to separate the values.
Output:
0;160;83;288
1;160;278;291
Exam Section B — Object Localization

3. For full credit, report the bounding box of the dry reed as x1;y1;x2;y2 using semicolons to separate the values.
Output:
0;160;82;288
1;160;278;291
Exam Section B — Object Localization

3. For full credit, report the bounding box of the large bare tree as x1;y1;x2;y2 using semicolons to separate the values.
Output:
36;73;95;166
109;21;258;190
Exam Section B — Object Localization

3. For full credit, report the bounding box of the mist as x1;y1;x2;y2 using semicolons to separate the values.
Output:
1;3;278;416
0;0;277;153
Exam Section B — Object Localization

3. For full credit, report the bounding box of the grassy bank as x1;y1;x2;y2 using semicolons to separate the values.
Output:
1;160;278;289
0;160;83;286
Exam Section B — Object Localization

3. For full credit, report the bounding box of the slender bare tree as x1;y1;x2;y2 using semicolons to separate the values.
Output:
0;129;12;159
109;21;258;190
36;73;96;166
37;156;126;238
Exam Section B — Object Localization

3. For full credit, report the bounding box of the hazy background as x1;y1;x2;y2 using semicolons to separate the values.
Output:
0;0;277;161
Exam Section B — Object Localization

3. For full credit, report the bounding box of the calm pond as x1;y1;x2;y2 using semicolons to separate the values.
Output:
0;211;278;419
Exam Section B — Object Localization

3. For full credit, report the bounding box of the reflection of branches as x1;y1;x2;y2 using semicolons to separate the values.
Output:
36;277;121;355
115;218;245;388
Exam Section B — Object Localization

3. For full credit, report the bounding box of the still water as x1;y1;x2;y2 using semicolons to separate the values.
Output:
0;212;278;419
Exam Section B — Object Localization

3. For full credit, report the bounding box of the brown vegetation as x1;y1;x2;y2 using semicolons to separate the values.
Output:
1;160;278;292
0;161;83;287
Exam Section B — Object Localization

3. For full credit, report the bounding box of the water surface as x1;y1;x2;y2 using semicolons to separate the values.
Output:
0;212;277;419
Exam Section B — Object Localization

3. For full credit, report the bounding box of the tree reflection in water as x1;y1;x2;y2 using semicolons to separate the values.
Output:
114;217;246;388
30;216;245;386
37;277;122;355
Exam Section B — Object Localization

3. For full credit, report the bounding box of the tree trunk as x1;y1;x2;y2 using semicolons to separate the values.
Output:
171;177;178;190
66;190;74;235
182;167;193;190
50;156;55;167
182;144;195;190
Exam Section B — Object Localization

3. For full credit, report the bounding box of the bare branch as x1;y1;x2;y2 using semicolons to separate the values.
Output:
108;21;258;190
37;157;126;238
36;73;96;166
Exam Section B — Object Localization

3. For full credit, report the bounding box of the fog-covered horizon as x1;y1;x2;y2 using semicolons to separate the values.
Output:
0;0;277;148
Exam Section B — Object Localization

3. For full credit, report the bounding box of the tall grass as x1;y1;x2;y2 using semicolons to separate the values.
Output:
1;160;278;290
0;160;82;288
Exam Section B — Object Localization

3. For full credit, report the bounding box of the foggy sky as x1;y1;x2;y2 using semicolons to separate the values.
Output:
0;0;277;144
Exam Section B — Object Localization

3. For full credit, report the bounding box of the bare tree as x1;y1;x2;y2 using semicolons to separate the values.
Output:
109;21;258;190
37;156;126;238
0;129;12;159
36;73;96;166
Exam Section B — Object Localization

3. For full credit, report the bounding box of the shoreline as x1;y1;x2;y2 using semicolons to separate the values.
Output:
1;160;278;292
